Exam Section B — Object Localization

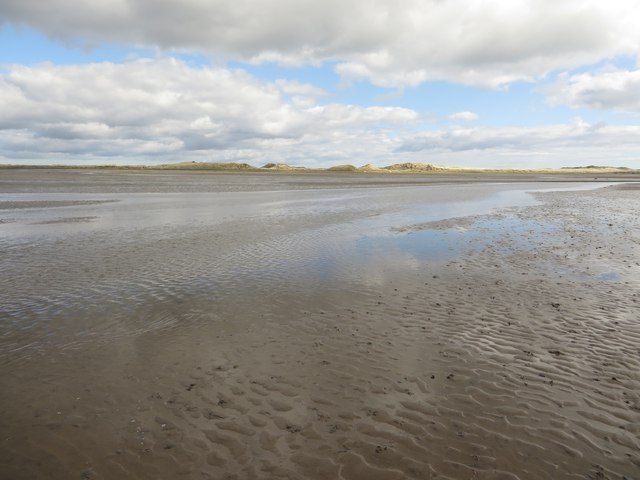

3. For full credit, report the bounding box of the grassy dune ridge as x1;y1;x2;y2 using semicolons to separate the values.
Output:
0;161;637;174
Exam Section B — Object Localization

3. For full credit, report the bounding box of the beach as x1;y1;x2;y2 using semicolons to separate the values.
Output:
1;170;639;479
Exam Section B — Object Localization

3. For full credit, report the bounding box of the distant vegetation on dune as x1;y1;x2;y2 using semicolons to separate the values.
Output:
560;165;632;170
262;163;308;171
1;161;637;174
326;164;359;171
382;162;443;171
156;161;258;170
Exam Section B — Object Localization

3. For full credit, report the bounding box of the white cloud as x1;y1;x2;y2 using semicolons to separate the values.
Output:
544;67;640;112
2;0;640;88
1;59;638;169
395;118;640;168
274;80;327;98
0;58;417;164
397;117;612;153
449;111;479;122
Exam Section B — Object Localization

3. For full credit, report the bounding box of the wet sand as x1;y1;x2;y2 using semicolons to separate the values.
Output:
1;168;638;194
1;170;639;479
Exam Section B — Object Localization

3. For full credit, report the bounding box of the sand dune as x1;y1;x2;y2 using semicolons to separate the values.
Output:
1;161;637;175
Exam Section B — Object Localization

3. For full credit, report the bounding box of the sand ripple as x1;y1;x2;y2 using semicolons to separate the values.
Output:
1;184;639;479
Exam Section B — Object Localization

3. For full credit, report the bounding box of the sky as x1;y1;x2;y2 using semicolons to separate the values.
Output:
1;0;640;169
